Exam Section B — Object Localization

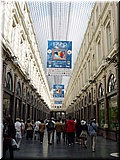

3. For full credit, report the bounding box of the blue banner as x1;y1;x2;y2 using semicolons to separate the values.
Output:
54;100;62;104
53;84;64;98
53;89;64;98
47;40;72;68
53;84;64;89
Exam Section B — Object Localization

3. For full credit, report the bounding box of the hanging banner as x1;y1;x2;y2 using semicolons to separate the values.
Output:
53;84;64;98
53;84;64;89
47;40;72;75
54;100;63;106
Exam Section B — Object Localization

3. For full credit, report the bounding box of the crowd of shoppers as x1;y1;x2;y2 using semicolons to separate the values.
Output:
2;115;98;159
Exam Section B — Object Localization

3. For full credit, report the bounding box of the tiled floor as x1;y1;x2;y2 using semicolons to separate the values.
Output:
5;129;119;159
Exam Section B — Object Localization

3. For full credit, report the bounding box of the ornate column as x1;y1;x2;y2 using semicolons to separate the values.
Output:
95;82;99;126
115;53;120;125
20;82;24;119
2;60;7;87
12;73;17;121
25;86;28;121
79;99;81;120
90;87;94;118
103;74;108;129
2;61;8;116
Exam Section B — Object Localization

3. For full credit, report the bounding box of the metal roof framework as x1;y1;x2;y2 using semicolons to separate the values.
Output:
28;0;95;94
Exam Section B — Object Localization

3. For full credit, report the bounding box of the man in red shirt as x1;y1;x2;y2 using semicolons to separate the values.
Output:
66;116;76;146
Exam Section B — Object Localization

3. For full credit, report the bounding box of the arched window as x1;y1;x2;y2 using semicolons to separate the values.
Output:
27;92;30;102
108;74;116;92
81;99;83;107
16;82;21;97
98;83;104;98
84;96;87;106
89;92;91;103
6;72;13;91
23;87;26;99
35;98;36;106
31;95;33;105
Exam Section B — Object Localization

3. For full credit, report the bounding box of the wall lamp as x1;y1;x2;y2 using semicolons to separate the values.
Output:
73;100;76;102
27;78;30;83
76;95;80;98
5;54;17;61
105;55;117;63
33;87;37;92
81;89;86;92
41;98;44;102
89;79;96;84
38;95;41;98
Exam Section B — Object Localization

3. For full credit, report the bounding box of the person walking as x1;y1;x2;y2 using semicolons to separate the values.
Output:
55;118;64;143
51;117;56;142
46;117;55;145
14;118;22;149
3;115;16;159
34;119;41;140
75;119;82;144
39;119;46;144
25;119;34;140
20;119;25;137
79;119;88;148
66;116;76;146
62;119;67;143
88;118;97;152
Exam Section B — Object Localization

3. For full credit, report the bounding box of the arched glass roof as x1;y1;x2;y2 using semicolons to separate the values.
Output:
28;0;95;93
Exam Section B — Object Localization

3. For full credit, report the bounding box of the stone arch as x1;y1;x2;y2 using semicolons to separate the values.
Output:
6;72;13;91
98;83;104;98
107;73;116;93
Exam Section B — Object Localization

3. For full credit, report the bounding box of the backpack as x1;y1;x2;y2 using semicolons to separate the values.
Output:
47;121;54;130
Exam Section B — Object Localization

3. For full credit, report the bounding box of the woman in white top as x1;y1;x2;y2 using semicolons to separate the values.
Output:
15;118;22;149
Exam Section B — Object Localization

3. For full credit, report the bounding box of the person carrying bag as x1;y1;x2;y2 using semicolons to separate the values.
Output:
88;118;97;152
3;115;16;159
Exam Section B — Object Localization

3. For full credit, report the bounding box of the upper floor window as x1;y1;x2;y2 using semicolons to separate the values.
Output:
31;95;33;105
23;87;26;100
88;60;90;78
84;96;87;106
88;92;91;103
11;20;16;46
33;96;35;105
27;92;30;102
96;6;98;21
11;13;18;47
98;39;102;63
96;33;102;65
6;72;13;91
16;82;21;97
81;99;83;107
106;21;112;51
108;74;116;92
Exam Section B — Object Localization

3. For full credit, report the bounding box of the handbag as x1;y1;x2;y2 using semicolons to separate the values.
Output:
12;138;18;150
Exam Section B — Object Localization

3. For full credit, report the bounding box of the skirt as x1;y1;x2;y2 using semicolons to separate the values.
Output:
80;130;88;138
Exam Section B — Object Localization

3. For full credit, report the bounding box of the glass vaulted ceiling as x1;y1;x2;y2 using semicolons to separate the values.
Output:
28;0;95;94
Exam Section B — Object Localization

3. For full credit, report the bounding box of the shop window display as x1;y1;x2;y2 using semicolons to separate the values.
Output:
108;95;118;130
99;101;105;128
